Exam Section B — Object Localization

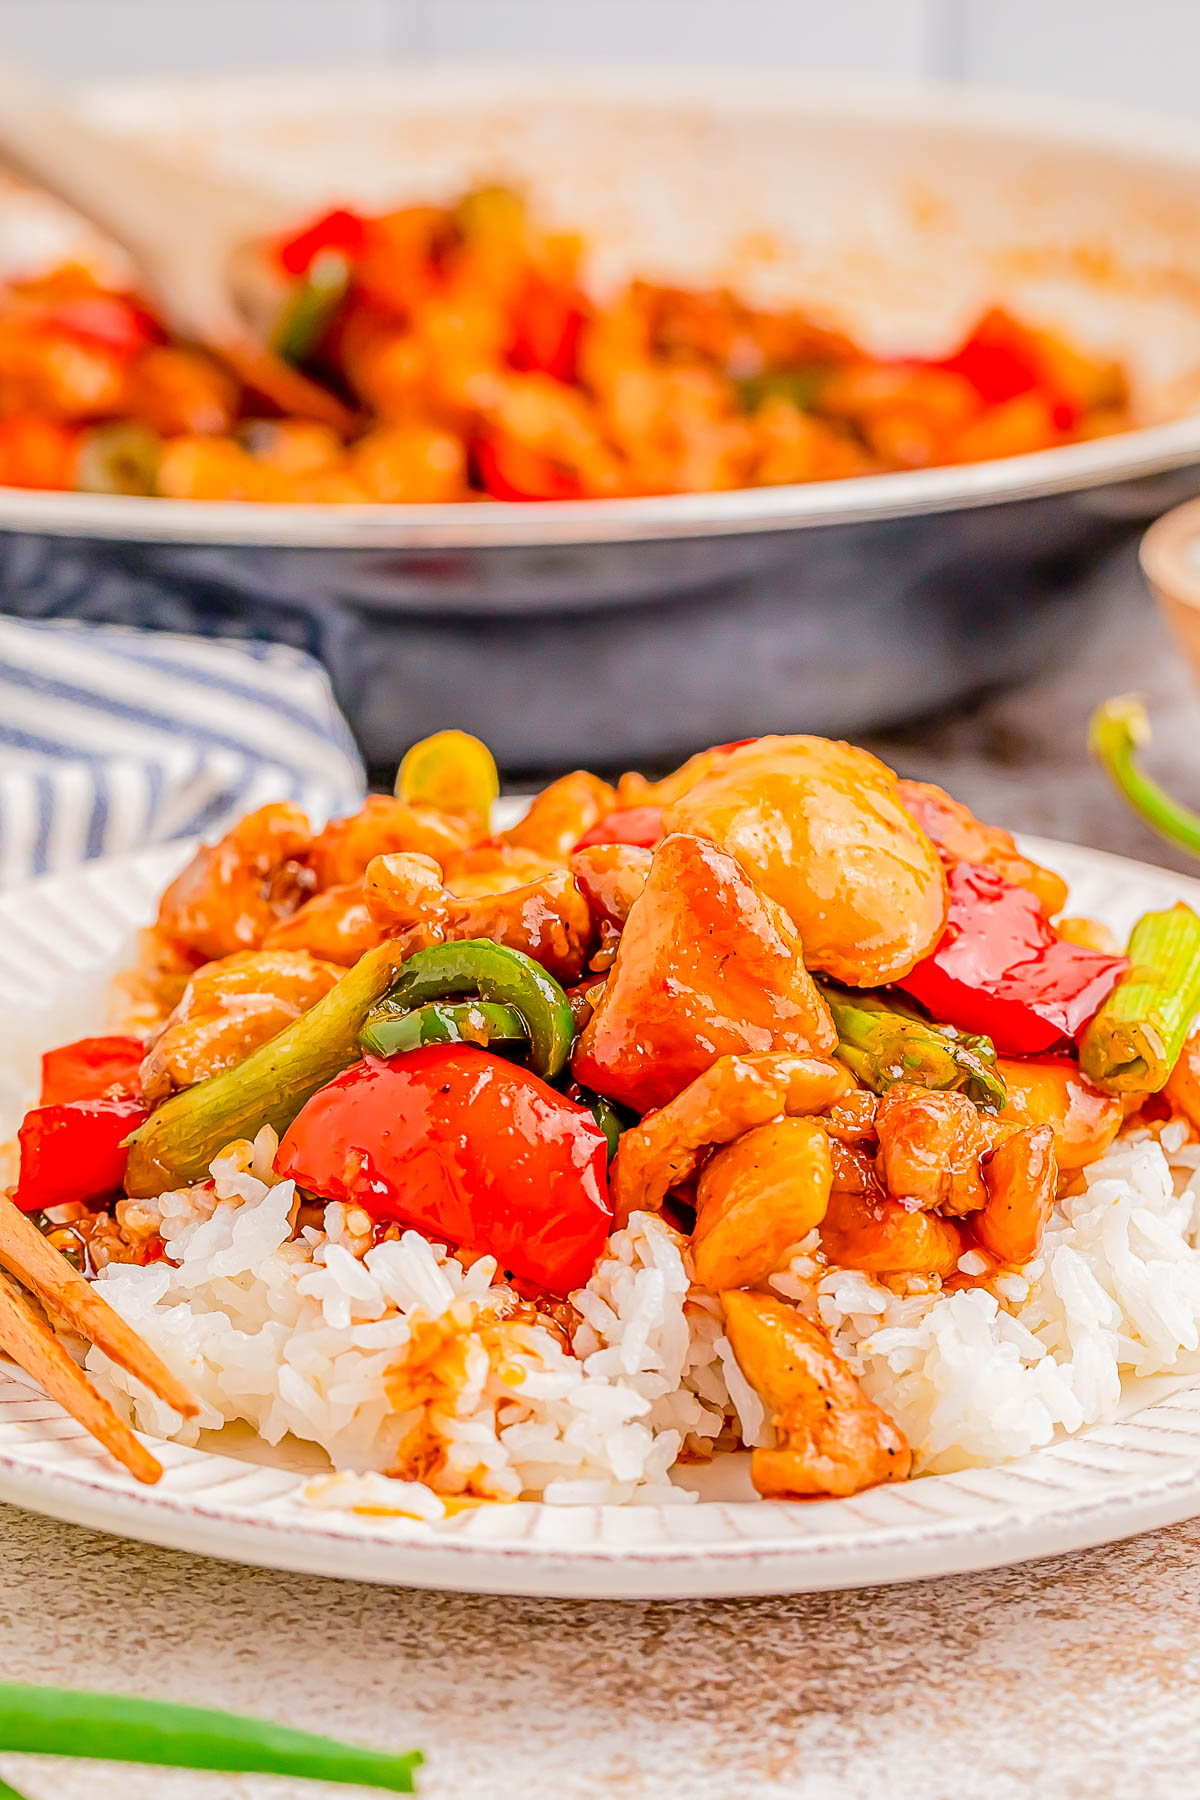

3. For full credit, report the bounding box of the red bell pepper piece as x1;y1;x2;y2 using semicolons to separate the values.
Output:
275;1044;612;1296
0;416;78;490
897;862;1127;1055
14;1094;147;1213
39;294;162;357
509;272;586;383
934;310;1043;405
573;806;664;852
39;1035;144;1106
932;308;1080;430
277;207;367;277
474;432;585;502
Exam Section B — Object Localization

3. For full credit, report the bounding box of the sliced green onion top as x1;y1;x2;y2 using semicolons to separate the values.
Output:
1078;902;1200;1092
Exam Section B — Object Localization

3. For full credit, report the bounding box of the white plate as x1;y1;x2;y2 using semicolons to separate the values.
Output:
4;836;1200;1598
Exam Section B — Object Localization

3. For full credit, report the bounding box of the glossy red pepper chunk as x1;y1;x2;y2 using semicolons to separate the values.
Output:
275;1044;612;1296
41;294;162;357
897;861;1127;1055
39;1034;144;1106
508;272;586;383
473;432;585;502
573;806;664;852
277;207;367;276
15;1094;147;1212
931;308;1081;431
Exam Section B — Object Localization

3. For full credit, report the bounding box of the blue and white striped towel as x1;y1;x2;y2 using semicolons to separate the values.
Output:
0;616;366;888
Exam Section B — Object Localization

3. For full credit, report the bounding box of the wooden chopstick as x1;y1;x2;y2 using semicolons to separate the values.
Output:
0;1268;162;1484
0;1197;198;1420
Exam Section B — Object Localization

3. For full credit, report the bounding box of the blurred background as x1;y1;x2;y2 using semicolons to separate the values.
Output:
0;0;1194;117
1;0;1199;881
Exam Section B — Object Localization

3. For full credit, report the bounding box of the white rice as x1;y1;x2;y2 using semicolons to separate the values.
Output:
87;1130;735;1505
86;1123;1200;1501
773;1129;1200;1473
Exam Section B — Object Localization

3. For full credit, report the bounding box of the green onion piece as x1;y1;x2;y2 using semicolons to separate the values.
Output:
820;982;1007;1111
75;423;162;496
362;998;527;1059
1078;902;1200;1092
0;1683;420;1791
124;941;410;1195
735;364;829;414
273;249;352;366
0;1776;29;1798
371;940;574;1083
1089;696;1200;860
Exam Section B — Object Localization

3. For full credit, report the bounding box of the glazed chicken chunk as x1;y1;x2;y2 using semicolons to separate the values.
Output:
573;831;837;1113
722;1289;913;1498
155;802;314;962
663;735;948;986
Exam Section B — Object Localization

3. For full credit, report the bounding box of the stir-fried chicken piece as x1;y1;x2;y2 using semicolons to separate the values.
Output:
721;1289;912;1497
692;1117;833;1291
822;1089;879;1143
1166;1033;1200;1134
441;843;562;899
897;777;1069;917
307;795;472;888
873;1083;994;1216
569;843;652;926
974;1125;1057;1265
820;1186;966;1279
573;832;837;1113
827;1136;882;1198
1055;915;1120;955
501;770;616;860
366;850;593;984
155;802;314;962
610;1051;849;1225
615;743;748;809
664;736;947;985
140;949;340;1103
995;1055;1122;1172
262;878;385;965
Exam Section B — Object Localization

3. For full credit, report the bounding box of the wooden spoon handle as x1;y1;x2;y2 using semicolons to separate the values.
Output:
0;58;177;266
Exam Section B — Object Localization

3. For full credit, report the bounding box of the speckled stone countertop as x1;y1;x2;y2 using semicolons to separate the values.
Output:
5;548;1200;1800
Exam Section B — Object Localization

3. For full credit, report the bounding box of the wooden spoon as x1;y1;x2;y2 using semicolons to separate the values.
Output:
0;56;356;434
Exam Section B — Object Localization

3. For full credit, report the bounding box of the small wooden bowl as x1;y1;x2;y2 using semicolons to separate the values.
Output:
1142;497;1200;688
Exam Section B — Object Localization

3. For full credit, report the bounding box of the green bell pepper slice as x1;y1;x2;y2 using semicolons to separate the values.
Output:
362;998;527;1059
370;940;574;1083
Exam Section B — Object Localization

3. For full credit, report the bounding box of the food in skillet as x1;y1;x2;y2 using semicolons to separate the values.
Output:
0;187;1130;502
8;728;1200;1511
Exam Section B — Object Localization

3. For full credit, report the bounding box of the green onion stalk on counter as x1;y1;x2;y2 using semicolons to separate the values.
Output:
819;982;1008;1111
1089;695;1200;860
1085;696;1200;1091
0;1683;421;1794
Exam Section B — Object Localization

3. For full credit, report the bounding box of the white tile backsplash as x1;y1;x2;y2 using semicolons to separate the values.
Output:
961;0;1200;119
0;0;410;80
423;0;934;77
0;0;1197;121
